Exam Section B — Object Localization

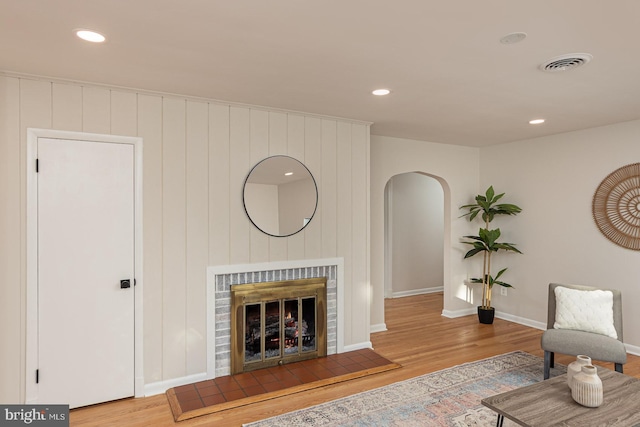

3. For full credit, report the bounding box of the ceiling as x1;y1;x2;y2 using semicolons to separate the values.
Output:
2;0;640;147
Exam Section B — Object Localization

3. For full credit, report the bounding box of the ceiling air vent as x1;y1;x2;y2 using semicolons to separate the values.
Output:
539;53;593;72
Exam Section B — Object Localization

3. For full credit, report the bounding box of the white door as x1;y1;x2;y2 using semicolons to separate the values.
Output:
36;137;135;408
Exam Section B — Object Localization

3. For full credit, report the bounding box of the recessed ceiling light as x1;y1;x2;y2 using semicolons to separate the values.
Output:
500;32;527;44
529;119;545;125
75;29;106;43
372;89;390;96
284;172;293;176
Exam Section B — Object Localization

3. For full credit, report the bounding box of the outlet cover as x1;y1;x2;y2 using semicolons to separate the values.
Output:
500;287;508;296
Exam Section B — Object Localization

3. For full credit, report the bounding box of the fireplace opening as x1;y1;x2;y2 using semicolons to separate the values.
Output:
231;278;327;374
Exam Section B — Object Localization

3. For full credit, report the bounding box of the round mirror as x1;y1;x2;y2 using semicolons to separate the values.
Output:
243;156;318;237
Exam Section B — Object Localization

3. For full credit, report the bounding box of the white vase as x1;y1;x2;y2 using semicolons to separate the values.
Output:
571;365;603;408
567;355;591;389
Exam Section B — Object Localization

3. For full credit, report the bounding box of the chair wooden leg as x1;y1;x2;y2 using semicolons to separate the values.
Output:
544;351;553;380
615;363;623;373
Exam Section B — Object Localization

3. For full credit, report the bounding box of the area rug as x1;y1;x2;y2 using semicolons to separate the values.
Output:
243;351;566;427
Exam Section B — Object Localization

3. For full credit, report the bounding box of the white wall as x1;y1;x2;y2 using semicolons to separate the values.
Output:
479;120;640;349
0;74;371;403
388;173;444;296
370;135;480;330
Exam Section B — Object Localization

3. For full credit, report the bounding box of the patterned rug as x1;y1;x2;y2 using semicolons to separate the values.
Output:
243;351;566;427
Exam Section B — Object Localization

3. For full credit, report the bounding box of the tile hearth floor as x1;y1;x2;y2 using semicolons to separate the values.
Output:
166;348;400;421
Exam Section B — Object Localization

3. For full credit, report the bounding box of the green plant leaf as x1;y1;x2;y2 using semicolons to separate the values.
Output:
462;234;484;241
478;228;500;246
492;203;522;216
493;268;507;281
463;247;485;259
494;242;522;254
494;281;513;288
485;186;495;201
459;186;522;224
491;192;505;203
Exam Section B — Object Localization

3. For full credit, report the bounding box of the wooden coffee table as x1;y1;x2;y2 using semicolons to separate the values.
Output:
481;368;640;426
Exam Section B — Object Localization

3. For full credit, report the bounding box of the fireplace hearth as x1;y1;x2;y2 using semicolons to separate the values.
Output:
231;278;327;374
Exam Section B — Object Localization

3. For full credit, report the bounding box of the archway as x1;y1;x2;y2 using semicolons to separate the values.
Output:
384;172;445;298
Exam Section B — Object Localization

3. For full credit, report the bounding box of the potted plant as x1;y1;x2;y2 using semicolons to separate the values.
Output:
460;186;522;324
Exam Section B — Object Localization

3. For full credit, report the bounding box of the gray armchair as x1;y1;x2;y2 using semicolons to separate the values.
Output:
541;283;627;379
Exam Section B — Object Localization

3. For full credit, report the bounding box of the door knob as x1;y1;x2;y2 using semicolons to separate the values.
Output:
120;279;131;289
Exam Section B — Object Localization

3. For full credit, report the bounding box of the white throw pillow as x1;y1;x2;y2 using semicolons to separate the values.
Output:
553;286;618;339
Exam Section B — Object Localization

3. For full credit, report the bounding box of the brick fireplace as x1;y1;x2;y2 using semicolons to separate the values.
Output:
206;258;343;379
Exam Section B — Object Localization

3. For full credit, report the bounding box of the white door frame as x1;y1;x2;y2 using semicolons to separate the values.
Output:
25;128;144;403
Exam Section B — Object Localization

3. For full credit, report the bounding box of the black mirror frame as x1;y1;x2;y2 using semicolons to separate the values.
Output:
242;155;318;238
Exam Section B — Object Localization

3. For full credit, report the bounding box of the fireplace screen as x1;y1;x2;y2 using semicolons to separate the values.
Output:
231;278;327;374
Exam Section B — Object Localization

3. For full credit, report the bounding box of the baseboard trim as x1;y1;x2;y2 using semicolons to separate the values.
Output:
442;307;547;331
625;343;640;356
391;287;444;299
441;308;475;318
370;323;388;333
495;311;546;331
343;341;373;352
144;372;209;397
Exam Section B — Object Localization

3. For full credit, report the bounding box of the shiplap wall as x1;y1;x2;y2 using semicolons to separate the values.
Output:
0;74;370;403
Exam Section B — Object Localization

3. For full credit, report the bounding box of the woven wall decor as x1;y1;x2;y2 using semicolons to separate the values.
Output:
592;163;640;250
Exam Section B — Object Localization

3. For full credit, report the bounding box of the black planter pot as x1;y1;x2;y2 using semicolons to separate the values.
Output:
477;306;495;324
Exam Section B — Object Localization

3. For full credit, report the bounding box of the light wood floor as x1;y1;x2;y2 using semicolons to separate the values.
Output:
70;293;640;426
